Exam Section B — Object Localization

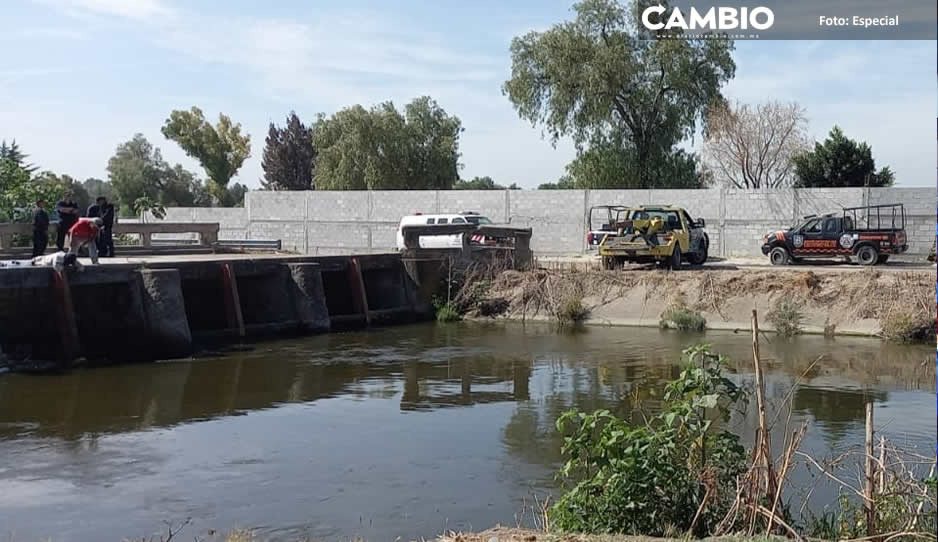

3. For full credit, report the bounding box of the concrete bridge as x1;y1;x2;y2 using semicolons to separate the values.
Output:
0;253;430;369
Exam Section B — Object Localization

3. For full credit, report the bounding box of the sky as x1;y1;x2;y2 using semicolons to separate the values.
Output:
1;0;935;189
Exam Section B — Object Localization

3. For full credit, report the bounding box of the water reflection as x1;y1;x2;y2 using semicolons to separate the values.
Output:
0;323;933;541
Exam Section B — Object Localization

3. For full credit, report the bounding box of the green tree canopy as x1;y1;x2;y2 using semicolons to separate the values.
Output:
538;175;576;190
454;176;520;190
82;177;118;203
1;159;58;221
562;131;708;188
161;106;251;190
32;172;91;211
792;126;894;188
0;139;37;173
261;112;317;190
313;96;462;190
107;134;216;216
503;0;734;188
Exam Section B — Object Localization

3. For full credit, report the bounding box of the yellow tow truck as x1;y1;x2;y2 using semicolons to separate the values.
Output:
598;205;709;270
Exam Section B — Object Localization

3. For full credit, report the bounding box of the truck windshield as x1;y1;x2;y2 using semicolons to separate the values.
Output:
465;216;492;225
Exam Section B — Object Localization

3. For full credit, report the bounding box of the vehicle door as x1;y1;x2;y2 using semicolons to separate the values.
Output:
791;218;828;256
822;217;852;253
682;210;704;254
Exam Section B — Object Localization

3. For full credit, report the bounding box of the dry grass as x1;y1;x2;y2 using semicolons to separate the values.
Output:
471;267;935;339
437;527;786;542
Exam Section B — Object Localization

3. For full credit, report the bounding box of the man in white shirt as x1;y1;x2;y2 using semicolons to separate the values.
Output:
31;251;83;272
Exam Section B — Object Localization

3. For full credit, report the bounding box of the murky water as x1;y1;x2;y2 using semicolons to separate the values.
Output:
0;323;934;541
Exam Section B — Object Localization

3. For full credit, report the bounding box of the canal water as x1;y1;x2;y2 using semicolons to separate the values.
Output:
0;323;934;541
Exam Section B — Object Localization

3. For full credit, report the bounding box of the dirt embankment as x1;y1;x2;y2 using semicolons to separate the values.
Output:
465;267;936;339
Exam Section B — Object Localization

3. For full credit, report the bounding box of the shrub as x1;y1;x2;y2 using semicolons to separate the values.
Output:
555;295;588;325
879;311;936;343
550;345;748;537
767;298;804;337
659;306;706;331
433;297;462;323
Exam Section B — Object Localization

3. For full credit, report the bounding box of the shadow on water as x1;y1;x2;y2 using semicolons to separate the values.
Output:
0;322;933;541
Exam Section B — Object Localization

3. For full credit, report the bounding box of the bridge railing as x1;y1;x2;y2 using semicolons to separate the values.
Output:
0;222;220;250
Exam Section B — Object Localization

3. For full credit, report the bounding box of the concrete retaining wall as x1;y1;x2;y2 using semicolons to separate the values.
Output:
156;187;936;257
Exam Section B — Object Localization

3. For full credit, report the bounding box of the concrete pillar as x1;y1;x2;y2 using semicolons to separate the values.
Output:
287;263;330;332
138;269;192;358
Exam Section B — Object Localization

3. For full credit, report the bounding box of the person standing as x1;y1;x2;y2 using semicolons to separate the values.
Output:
31;200;50;257
98;197;115;257
55;191;80;251
67;217;103;264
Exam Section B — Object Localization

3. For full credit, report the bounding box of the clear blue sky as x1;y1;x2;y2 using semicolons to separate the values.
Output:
1;0;935;188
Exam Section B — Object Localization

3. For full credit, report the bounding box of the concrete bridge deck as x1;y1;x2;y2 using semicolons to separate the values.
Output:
0;252;430;369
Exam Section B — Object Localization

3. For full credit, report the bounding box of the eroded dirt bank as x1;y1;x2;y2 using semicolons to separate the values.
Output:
463;267;936;339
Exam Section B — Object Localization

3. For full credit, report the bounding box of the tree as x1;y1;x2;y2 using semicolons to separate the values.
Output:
107;134;216;216
0;139;37;173
82;177;118;203
313;96;462;190
703;101;809;189
560;130;708;188
792;126;894;188
32;172;91;211
503;0;735;188
161;106;251;191
538;175;576;190
454;176;520;190
261;112;316;190
1;159;59;222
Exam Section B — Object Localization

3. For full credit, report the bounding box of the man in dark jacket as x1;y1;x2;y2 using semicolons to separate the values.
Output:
32;200;50;257
87;196;115;257
55;191;80;251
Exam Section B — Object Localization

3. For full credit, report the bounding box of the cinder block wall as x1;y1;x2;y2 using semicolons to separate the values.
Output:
158;187;936;257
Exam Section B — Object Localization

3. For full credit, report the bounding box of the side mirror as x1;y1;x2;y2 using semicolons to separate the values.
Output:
695;218;706;228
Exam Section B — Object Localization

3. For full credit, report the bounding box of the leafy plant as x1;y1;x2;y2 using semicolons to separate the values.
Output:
767;298;804;337
555;295;588;325
550;345;748;537
879;311;936;343
134;196;166;222
660;305;706;331
433;297;462;323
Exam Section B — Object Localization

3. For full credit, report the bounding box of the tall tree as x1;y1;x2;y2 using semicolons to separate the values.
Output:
161;106;251;191
313;97;462;190
106;134;215;216
32;172;91;211
792;126;894;188
502;0;735;188
454;176;519;190
562;130;708;188
0;139;37;173
703;101;809;189
82;177;118;203
261;112;317;190
1;159;59;222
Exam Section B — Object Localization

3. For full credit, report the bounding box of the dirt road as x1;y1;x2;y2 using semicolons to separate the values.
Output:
539;255;935;274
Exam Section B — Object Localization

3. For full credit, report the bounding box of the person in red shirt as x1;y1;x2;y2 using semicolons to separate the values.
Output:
67;217;104;264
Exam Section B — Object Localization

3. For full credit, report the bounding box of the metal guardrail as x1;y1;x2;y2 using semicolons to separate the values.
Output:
215;239;282;250
151;239;283;250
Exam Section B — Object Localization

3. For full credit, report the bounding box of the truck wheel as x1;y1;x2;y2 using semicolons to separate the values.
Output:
769;247;789;266
602;256;615;270
856;245;878;266
687;242;708;266
876;255;889;264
